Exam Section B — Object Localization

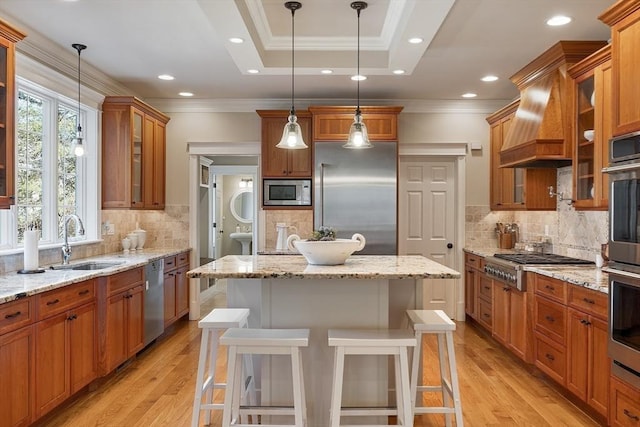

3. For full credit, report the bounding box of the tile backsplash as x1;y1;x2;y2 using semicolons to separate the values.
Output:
466;167;608;261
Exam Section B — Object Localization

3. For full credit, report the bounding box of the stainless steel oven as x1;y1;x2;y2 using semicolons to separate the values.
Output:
607;268;640;388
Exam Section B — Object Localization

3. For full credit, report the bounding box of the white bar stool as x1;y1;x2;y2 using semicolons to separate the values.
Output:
191;308;256;427
220;328;310;427
406;309;463;427
328;329;416;427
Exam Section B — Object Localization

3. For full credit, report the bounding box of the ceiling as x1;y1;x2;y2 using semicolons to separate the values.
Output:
0;0;614;103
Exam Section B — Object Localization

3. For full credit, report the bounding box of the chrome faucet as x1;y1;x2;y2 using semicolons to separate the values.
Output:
61;214;85;265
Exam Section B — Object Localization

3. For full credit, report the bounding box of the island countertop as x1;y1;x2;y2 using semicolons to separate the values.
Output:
187;254;460;280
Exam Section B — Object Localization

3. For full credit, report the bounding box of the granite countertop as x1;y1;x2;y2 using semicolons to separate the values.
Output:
187;254;461;280
0;247;191;305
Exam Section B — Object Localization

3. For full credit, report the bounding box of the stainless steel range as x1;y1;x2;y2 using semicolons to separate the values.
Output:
483;253;594;291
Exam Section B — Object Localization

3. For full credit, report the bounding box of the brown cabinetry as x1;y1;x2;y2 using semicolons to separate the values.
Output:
610;375;640;427
533;275;567;385
0;20;25;209
568;45;612;210
104;267;145;373
600;1;640;136
492;280;530;362
487;101;556;211
464;252;481;319
0;297;34;427
102;96;170;209
477;274;493;330
164;251;190;328
308;106;403;142
257;110;312;178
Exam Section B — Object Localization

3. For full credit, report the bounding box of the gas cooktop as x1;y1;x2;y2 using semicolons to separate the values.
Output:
493;253;594;265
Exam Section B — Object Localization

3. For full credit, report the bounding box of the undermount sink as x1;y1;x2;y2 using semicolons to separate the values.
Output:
50;261;124;271
230;232;252;255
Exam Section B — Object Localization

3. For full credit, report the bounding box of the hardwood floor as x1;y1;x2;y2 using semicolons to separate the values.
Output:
38;283;602;426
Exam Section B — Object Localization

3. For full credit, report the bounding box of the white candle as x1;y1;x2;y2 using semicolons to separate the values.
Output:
24;230;39;271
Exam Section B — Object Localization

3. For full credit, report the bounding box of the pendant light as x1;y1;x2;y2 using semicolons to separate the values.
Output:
344;1;372;149
276;1;307;149
72;43;87;157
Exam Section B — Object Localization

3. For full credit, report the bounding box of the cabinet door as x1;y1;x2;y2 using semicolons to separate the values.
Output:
35;313;69;417
262;116;293;177
163;270;177;327
105;291;127;372
567;307;589;401
142;114;155;208
131;108;144;208
0;326;34;427
610;10;640;136
492;282;509;345
176;266;189;318
610;376;640;427
69;302;97;394
508;288;528;361
464;266;476;318
126;285;144;357
102;104;132;208
588;316;609;417
151;120;166;208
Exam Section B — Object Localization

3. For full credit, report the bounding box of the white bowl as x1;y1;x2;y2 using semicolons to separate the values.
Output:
287;233;366;265
584;129;595;142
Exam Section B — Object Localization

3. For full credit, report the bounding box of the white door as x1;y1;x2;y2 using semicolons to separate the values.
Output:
208;173;216;259
398;157;457;317
214;176;223;260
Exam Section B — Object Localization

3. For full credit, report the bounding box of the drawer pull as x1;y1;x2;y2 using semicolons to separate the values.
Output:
545;353;555;361
468;257;476;263
4;311;21;319
46;298;60;306
580;319;592;326
545;315;555;323
66;314;77;321
503;287;510;292
544;285;555;291
484;286;490;291
78;289;90;296
582;297;595;305
624;409;639;421
483;313;490;318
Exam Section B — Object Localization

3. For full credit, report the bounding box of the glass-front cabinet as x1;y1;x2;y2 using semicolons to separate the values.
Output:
568;45;611;210
132;110;143;207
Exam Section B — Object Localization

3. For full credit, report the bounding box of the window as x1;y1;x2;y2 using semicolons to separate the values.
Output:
0;78;98;251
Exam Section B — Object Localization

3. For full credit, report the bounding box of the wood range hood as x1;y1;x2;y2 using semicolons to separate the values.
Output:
500;40;608;168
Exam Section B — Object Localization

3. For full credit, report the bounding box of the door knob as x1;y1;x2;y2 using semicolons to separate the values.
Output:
447;243;453;249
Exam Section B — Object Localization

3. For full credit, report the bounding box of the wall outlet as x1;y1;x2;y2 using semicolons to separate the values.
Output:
102;221;115;235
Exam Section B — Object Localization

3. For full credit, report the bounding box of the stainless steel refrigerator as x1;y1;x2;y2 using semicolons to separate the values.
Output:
314;141;397;254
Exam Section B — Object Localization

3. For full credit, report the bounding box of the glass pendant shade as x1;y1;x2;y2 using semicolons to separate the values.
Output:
74;131;85;156
344;111;371;149
276;114;307;149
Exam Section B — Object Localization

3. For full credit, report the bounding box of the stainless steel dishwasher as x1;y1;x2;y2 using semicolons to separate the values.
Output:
144;259;164;346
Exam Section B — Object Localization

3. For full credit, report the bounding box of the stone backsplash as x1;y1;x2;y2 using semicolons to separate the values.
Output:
262;209;313;252
466;167;608;261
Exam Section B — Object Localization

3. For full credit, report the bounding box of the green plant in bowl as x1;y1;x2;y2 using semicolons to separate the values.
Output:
310;226;336;241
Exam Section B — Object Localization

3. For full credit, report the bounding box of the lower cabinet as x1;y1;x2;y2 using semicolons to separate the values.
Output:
492;280;529;361
105;268;145;373
610;375;640;427
476;274;493;330
533;276;567;386
164;251;190;327
0;325;34;427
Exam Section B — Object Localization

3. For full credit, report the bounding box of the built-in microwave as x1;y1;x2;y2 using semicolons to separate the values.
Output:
263;179;311;206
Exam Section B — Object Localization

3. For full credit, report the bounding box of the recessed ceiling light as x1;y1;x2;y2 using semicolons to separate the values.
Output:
546;15;572;26
351;75;367;81
321;69;333;74
247;69;260;74
229;37;244;44
481;75;498;82
179;92;194;97
408;37;424;44
393;69;405;75
462;93;477;98
158;74;175;81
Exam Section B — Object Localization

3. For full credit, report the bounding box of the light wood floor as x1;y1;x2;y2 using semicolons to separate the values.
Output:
38;283;602;427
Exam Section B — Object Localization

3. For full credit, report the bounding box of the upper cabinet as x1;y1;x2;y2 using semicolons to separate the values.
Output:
102;97;170;209
568;45;612;210
600;1;640;136
308;106;403;141
487;101;556;211
0;20;25;210
257;110;312;178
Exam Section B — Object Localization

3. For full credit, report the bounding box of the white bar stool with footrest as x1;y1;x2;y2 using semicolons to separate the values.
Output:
406;309;463;426
191;308;256;427
328;328;417;427
220;327;310;427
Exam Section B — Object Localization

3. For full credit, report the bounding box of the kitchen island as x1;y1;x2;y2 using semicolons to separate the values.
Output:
188;254;459;427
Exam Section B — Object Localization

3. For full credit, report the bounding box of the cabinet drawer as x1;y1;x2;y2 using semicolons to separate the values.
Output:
535;275;567;304
568;285;607;320
479;275;493;300
107;267;144;295
36;280;96;320
610;376;640;427
0;298;33;335
465;252;482;270
164;256;177;271
534;332;566;385
176;252;189;267
478;298;492;329
534;296;566;345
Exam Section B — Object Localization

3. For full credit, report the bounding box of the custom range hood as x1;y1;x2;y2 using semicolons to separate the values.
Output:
500;41;607;168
